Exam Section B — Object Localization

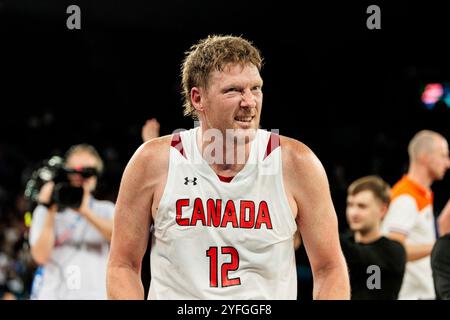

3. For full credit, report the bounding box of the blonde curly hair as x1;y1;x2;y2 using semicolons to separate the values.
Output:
181;35;263;119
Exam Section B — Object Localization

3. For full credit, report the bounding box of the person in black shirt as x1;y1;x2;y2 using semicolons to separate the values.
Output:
340;176;406;299
431;232;450;299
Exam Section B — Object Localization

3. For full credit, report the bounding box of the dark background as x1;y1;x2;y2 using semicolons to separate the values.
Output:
0;0;449;299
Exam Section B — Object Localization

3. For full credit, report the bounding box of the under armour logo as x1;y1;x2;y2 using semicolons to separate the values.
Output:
184;177;198;185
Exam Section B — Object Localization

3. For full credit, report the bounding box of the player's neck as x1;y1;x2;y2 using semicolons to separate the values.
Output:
355;229;381;244
197;126;251;175
407;165;433;190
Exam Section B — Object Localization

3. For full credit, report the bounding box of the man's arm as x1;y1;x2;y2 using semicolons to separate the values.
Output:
30;204;57;265
29;182;57;265
81;209;113;241
141;118;160;142
387;232;433;261
383;195;433;261
76;188;113;241
282;137;350;300
107;137;169;299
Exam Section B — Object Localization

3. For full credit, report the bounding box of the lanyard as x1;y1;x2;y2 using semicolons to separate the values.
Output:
54;198;93;246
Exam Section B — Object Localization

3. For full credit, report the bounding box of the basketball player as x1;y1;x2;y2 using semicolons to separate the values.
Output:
107;35;350;299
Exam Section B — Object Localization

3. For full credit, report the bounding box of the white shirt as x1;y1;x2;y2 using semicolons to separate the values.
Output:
381;176;436;299
29;198;114;300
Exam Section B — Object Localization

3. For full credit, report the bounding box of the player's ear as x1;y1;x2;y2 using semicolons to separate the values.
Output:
191;87;204;112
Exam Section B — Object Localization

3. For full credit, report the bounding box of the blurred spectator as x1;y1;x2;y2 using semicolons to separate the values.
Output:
0;195;35;299
382;130;450;299
2;291;18;300
438;200;450;236
340;176;406;299
431;233;450;299
28;144;114;299
431;194;450;301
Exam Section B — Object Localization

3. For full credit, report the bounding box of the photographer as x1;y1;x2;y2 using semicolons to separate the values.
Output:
28;144;114;299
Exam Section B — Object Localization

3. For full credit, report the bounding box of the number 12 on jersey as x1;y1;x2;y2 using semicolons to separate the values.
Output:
206;246;241;287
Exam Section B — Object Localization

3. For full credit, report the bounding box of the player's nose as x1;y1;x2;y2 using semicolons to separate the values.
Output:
240;89;257;108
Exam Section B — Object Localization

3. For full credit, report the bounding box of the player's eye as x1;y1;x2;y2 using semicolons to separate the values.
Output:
225;87;239;93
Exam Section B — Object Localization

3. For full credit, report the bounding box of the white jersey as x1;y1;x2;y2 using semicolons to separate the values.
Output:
381;176;436;299
29;198;115;300
149;128;298;299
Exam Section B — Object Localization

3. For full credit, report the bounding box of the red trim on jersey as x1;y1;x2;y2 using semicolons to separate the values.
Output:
217;174;234;183
263;133;280;160
171;132;186;158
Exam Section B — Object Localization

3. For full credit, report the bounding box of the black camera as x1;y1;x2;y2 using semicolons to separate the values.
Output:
24;156;98;211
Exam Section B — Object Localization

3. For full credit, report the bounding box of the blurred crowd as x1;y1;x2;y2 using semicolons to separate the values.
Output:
0;193;35;299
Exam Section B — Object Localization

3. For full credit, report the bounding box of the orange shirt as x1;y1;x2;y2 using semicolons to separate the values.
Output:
391;175;433;213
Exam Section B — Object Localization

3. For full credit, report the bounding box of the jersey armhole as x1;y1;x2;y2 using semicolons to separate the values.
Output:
152;137;180;229
277;146;298;235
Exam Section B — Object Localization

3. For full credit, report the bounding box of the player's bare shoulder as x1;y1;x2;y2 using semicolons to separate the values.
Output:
137;135;171;171
120;135;172;194
280;136;323;172
280;135;329;194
